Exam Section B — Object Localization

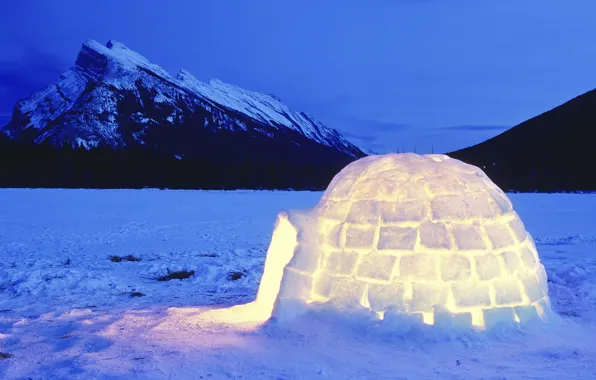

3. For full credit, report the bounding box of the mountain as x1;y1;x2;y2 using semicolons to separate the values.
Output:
0;40;365;190
449;89;596;192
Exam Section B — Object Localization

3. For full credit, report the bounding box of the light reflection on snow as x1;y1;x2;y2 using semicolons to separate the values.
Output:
0;189;595;378
199;212;298;325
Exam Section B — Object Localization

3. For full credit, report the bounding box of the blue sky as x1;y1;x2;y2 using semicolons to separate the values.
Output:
1;0;596;153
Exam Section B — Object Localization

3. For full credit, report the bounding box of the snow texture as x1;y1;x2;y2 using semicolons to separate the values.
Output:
177;70;350;149
0;189;595;379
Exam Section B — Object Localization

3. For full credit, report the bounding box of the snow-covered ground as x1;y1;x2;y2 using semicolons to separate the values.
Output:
0;189;595;379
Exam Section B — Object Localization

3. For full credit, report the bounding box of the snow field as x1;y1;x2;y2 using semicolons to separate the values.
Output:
0;189;595;379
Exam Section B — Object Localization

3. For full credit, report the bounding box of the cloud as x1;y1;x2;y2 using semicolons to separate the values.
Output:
340;132;386;154
332;114;410;133
337;116;409;138
330;117;511;155
325;115;413;154
441;125;509;132
342;131;376;142
359;119;410;132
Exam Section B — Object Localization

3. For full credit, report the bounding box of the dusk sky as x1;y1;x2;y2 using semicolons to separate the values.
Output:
1;0;596;153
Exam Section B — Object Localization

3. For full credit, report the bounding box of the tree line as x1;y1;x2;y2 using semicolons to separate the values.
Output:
0;133;357;190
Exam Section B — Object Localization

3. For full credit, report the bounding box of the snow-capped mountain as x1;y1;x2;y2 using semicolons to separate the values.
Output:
1;40;364;158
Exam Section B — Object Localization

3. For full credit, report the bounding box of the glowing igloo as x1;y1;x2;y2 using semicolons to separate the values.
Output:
204;153;551;330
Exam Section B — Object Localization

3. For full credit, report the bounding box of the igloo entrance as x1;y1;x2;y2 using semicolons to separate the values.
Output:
202;153;552;330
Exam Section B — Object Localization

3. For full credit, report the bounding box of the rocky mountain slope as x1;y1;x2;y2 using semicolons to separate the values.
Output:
0;40;365;189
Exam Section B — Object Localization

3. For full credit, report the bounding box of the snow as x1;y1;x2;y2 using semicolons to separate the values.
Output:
83;40;174;83
0;189;595;379
17;69;88;130
132;130;146;144
153;92;171;104
177;69;360;154
202;78;315;134
75;137;99;150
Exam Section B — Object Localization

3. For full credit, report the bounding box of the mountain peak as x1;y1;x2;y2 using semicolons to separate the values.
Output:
82;39;146;63
105;40;130;51
76;40;172;82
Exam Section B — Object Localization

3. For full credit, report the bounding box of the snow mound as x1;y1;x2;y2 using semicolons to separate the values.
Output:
203;153;553;331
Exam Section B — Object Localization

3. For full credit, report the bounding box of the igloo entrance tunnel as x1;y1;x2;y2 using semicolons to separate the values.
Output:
203;153;551;330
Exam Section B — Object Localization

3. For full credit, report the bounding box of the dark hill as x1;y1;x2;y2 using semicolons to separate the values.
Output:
449;89;596;192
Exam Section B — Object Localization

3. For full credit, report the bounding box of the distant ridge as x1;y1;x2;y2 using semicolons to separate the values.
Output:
449;89;596;192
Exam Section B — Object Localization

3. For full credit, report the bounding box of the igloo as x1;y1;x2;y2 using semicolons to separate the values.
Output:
203;153;552;330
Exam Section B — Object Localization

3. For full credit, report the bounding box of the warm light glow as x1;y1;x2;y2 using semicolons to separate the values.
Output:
422;312;434;325
201;213;298;324
201;153;552;331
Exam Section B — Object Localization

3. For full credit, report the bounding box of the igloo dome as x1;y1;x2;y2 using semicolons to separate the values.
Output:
203;153;552;330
